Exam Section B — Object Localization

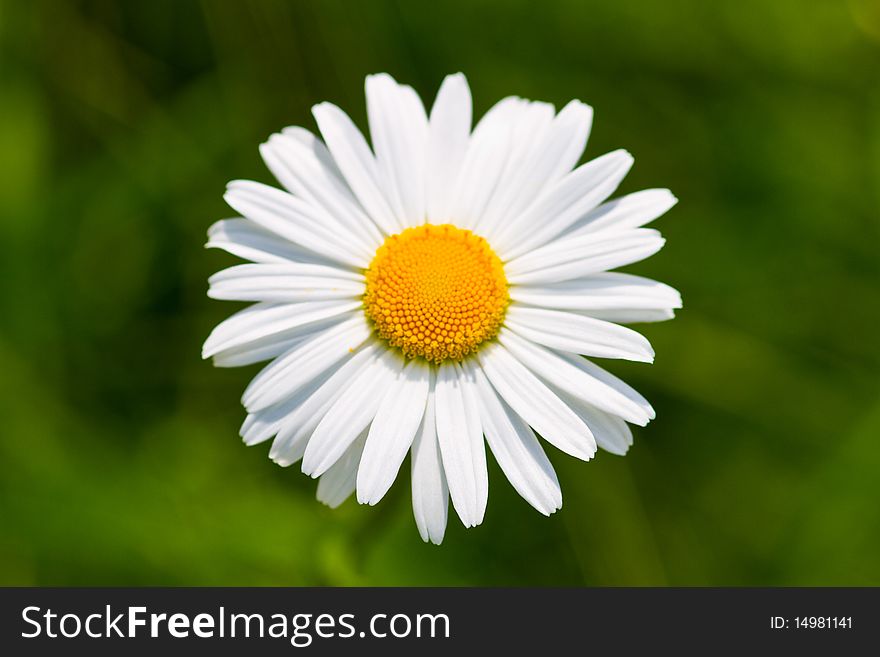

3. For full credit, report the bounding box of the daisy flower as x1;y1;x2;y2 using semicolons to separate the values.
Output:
203;73;680;544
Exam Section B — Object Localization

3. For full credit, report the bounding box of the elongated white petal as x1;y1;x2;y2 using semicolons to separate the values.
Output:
477;342;596;460
556;347;656;421
241;364;338;447
434;361;487;528
511;272;682;312
473;101;555;237
202;301;361;360
271;431;309;469
543;99;593;181
477;100;593;237
213;327;316;369
242;314;372;412
555;390;633;455
316;430;368;508
260;129;383;250
505;305;654;362
426;73;472;223
211;262;363;283
366;74;428;228
357;358;431;505
207;219;335;265
209;263;365;303
565;188;678;237
312;102;399;235
494;149;634;260
241;404;293;448
505;229;665;286
458;361;487;519
470;361;561;515
269;342;381;465
301;348;401;477
584;308;677;323
225;180;371;267
411;388;448;544
449;96;523;231
257;141;373;257
497;328;653;425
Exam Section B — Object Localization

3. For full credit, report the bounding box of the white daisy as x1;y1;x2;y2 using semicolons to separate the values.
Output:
203;73;680;544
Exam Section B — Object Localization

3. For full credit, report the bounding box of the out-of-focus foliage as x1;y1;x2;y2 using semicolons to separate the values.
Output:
1;0;878;585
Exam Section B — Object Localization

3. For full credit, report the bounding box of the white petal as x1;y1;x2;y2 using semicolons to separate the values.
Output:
426;73;472;223
554;390;633;455
258;137;373;257
556;347;656;421
477;342;596;460
316;430;368;508
212;327;316;369
469;360;561;515
241;407;290;448
505;305;655;362
458;362;487;517
434;361;488;528
477;100;593;238
584;308;677;323
202;300;361;360
212;262;363;283
494;149;634;260
505;229;666;286
448;96;523;231
565;188;678;237
269;342;381;466
260;129;383;249
510;272;682;312
543;99;594;181
312;102;399;235
357;358;431;505
206;219;334;265
242;313;372;412
365;74;428;228
301;348;402;477
224;180;371;267
202;300;360;358
208;263;365;303
240;364;338;447
497;328;653;426
473;101;555;237
410;387;449;544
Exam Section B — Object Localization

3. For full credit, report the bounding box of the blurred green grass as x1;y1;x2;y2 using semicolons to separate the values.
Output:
1;0;878;585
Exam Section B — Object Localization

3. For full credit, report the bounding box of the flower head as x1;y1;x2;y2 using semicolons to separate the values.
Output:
203;73;680;543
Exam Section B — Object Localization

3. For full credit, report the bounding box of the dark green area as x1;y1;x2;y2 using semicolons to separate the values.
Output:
1;0;879;585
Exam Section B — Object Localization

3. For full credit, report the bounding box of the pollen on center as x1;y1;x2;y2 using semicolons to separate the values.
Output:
363;224;509;363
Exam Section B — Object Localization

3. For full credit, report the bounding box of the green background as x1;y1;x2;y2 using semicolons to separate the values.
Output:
2;0;879;586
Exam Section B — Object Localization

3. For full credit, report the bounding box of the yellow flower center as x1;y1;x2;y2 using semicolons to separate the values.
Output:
364;224;509;363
